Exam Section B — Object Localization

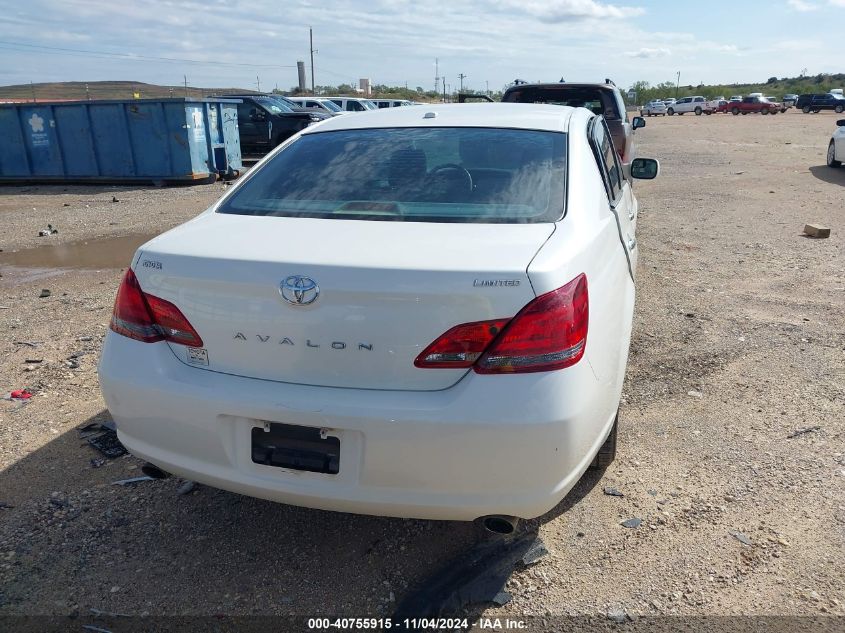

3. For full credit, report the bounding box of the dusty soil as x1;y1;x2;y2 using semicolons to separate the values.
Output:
0;111;843;627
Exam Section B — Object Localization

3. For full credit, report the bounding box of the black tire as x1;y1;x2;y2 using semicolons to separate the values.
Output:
741;112;748;115
667;108;674;116
813;109;821;114
762;109;769;115
732;107;740;115
828;140;842;168
590;414;618;470
694;107;702;115
705;111;712;115
836;105;845;114
802;105;811;114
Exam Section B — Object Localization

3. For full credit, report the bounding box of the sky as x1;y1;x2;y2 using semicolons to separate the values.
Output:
0;0;843;92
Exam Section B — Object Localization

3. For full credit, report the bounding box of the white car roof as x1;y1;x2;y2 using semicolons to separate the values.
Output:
303;103;576;134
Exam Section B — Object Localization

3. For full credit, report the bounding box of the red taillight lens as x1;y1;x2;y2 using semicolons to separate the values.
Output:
415;274;588;374
476;274;587;374
414;319;510;368
110;269;203;347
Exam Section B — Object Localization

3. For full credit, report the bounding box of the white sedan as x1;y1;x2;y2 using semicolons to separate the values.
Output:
827;118;845;168
642;100;667;116
98;104;658;530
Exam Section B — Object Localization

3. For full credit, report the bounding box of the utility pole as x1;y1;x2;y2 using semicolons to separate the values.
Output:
458;73;466;93
30;81;36;102
85;83;91;101
486;80;489;95
256;75;261;92
309;27;316;95
434;58;439;96
184;75;188;98
675;71;680;99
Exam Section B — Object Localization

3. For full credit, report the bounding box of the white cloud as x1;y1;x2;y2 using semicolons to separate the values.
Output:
497;0;645;21
788;0;818;10
624;47;671;58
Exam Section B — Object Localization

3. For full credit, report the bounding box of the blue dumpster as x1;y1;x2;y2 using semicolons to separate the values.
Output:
0;98;242;185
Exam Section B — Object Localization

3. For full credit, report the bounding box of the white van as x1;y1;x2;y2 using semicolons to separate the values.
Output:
370;99;414;109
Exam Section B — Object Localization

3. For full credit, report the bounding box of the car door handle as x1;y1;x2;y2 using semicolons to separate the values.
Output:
628;209;636;221
627;237;637;251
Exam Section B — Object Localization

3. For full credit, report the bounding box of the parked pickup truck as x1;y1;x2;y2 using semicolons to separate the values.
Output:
728;96;781;115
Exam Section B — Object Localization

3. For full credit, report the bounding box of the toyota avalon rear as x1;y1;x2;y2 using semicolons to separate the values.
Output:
98;104;648;523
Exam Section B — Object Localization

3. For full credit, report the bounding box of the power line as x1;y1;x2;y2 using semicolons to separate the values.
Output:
0;40;296;69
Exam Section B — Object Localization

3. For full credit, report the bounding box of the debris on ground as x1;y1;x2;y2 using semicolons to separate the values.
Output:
24;358;42;364
731;531;752;546
111;196;119;203
803;224;830;239
81;422;127;459
90;458;107;469
392;532;549;618
37;223;59;237
3;389;32;401
38;289;51;298
687;390;703;398
787;426;821;439
112;476;154;486
176;480;197;496
607;606;630;623
0;502;14;509
621;518;642;529
13;341;41;348
603;486;625;497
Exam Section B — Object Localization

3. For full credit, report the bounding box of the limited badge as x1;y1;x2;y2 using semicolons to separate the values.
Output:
187;347;209;366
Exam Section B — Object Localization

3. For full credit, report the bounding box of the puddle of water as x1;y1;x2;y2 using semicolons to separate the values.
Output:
0;233;157;277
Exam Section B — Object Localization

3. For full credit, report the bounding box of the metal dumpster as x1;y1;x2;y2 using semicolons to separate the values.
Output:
0;98;242;185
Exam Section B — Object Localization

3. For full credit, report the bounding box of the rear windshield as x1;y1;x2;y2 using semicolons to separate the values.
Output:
218;127;567;223
504;87;619;119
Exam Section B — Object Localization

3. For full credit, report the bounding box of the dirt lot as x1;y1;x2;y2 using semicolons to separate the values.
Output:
0;110;843;628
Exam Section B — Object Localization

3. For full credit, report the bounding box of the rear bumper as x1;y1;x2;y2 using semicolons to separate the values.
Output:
98;333;618;521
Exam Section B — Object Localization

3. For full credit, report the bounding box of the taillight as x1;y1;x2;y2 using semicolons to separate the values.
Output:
415;274;588;374
476;274;587;373
414;319;510;368
110;269;203;347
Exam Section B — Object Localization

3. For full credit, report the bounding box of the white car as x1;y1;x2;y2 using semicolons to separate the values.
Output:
667;96;709;115
98;104;658;529
828;118;845;168
641;100;667;116
286;97;346;116
325;97;378;112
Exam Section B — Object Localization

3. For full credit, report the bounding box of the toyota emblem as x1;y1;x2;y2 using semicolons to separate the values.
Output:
280;275;320;306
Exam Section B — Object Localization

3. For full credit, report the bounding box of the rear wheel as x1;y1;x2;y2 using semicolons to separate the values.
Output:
828;140;842;168
802;105;811;114
836;105;845;114
590;413;618;470
667;108;674;116
694;107;702;115
732;107;740;115
762;108;769;115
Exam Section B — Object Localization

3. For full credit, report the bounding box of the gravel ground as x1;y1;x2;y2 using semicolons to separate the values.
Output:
0;110;843;626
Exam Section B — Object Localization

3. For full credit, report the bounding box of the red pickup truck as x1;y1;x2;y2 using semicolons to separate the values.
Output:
728;96;782;115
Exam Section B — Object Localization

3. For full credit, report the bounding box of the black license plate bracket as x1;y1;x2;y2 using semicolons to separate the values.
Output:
251;422;340;475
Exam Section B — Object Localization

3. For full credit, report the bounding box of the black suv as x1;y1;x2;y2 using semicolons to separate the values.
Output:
501;80;644;166
796;93;845;114
216;94;329;154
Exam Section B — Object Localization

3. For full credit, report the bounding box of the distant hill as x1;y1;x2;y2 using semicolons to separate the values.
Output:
0;80;256;102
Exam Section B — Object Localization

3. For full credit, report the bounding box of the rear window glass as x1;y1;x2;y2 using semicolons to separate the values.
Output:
504;87;618;119
218;127;566;223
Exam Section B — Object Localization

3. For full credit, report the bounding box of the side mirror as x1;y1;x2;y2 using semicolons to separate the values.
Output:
631;157;659;180
837;119;845;127
249;108;266;122
632;116;646;130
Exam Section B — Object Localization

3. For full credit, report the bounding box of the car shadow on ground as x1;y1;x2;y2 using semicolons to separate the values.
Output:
808;164;845;186
0;408;603;621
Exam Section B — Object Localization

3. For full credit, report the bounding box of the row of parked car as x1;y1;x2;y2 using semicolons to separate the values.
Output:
641;90;845;118
212;93;417;154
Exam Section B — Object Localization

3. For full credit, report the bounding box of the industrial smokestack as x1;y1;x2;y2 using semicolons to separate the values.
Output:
297;61;307;93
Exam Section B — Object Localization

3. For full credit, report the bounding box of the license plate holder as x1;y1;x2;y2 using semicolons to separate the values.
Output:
251;422;340;475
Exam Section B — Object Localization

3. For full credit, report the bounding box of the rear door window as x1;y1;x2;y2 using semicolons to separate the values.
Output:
218;127;567;223
590;118;623;203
